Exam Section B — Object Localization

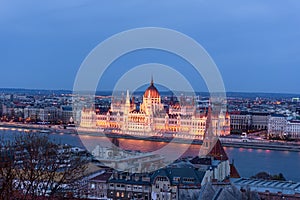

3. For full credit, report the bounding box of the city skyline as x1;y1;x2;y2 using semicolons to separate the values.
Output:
1;1;300;94
1;2;300;199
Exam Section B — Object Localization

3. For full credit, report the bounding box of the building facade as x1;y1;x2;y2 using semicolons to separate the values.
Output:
268;114;300;139
88;171;113;199
151;167;206;200
230;111;252;132
80;79;230;138
268;114;287;137
107;172;152;200
286;120;300;139
230;111;269;132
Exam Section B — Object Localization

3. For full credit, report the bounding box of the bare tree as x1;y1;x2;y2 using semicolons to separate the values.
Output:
0;140;18;200
0;133;89;199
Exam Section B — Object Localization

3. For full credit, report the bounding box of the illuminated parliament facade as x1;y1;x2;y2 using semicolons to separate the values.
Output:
80;79;230;138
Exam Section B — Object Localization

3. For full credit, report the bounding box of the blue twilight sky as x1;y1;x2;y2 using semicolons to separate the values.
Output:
0;0;300;94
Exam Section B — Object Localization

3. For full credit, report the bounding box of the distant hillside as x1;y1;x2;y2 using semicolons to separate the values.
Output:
0;88;299;99
226;92;299;99
0;88;72;95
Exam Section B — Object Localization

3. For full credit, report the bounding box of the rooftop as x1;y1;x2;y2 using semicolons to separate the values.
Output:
232;178;300;195
151;167;206;186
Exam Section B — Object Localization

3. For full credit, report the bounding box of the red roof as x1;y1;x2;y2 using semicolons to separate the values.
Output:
207;139;229;161
143;77;160;98
230;164;241;178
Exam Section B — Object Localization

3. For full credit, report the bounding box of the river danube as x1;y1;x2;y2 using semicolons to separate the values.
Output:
1;128;300;182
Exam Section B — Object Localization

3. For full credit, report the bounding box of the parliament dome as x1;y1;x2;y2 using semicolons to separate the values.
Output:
143;78;160;98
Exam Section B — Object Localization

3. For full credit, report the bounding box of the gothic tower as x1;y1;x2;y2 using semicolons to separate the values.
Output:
199;105;218;157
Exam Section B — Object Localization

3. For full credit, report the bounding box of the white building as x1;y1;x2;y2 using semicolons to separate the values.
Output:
91;145;165;173
268;114;300;139
268;114;287;137
24;107;43;121
286;120;300;139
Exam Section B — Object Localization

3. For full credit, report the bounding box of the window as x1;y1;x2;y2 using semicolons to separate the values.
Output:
133;186;139;190
173;177;180;182
183;177;194;183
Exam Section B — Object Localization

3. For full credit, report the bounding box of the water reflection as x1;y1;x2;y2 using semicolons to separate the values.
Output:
256;149;263;153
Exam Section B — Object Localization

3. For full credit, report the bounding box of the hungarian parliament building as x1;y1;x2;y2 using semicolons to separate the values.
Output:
80;79;230;139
